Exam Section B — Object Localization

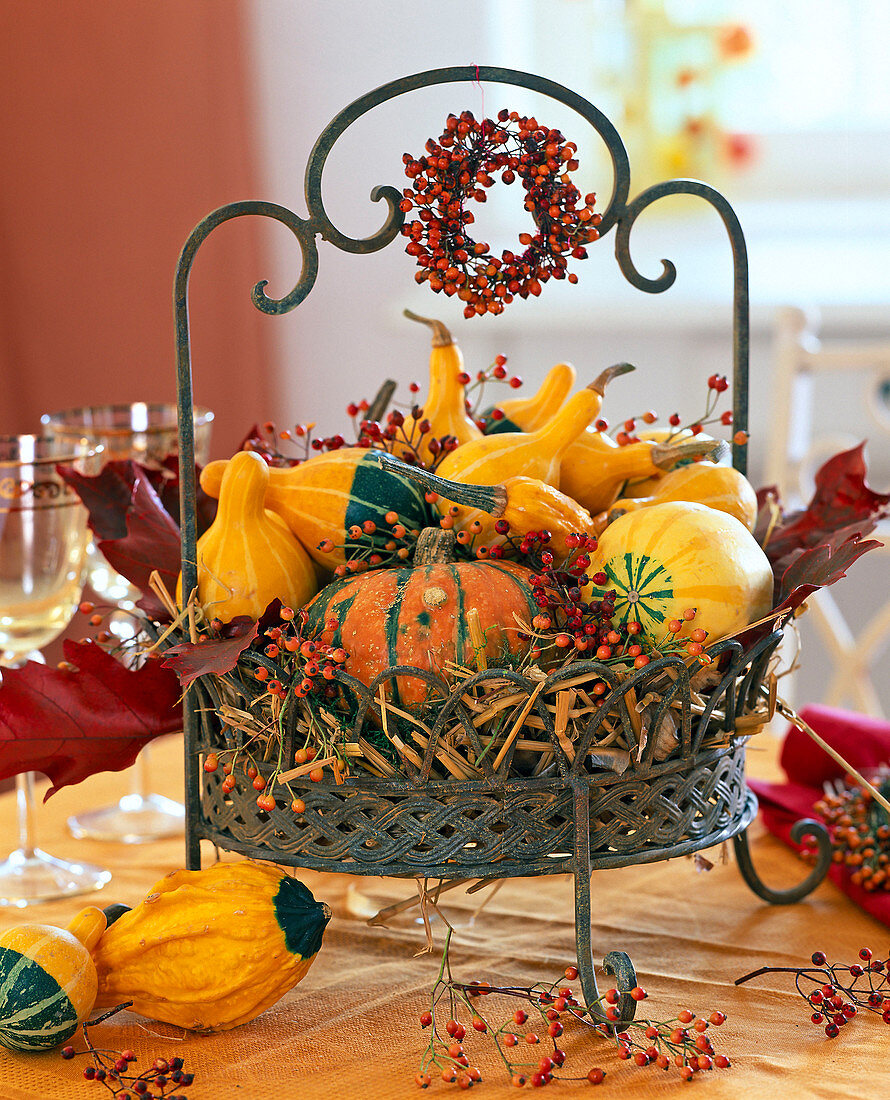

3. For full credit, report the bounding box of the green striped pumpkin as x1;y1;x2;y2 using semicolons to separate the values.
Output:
304;527;537;706
0;909;104;1052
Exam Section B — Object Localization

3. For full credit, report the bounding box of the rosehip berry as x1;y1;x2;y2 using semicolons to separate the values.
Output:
587;1068;605;1084
415;1072;431;1088
419;1011;433;1027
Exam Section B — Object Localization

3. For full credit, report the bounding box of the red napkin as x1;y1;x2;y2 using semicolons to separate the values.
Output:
748;704;890;926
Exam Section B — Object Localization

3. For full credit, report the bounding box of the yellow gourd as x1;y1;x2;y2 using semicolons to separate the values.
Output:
403;309;481;449
609;462;758;531
435;383;610;494
483;361;577;433
92;861;331;1033
200;447;431;569
560;432;722;515
585;501;774;642
0;907;106;1051
182;450;317;621
623;428;723;496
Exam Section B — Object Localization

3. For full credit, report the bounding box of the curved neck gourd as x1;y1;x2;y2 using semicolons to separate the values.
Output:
403;310;480;447
560;433;724;515
436;383;612;489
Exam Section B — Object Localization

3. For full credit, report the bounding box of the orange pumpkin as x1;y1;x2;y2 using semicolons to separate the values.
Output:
304;528;536;705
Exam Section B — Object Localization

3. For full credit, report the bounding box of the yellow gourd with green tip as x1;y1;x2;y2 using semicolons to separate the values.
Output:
91;861;330;1033
181;449;317;621
0;906;106;1051
200;447;431;570
585;501;773;642
609;462;758;531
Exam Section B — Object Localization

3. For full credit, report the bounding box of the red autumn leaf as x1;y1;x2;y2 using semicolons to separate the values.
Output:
59;459;138;541
162;620;259;690
763;444;890;569
60;459;183;620
774;527;884;612
154;454;218;538
96;467;182;621
0;640;183;798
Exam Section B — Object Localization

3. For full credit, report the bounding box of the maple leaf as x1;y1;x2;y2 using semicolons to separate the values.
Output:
153;454;218;537
162;619;259;690
61;459;182;620
96;467;182;621
774;526;884;610
0;640;183;797
762;444;890;570
59;459;138;541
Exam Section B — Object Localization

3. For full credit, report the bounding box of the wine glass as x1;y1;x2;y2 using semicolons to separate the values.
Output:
0;434;110;906
41;402;213;843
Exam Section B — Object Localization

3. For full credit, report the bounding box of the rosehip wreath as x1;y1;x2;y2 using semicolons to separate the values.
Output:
399;109;602;318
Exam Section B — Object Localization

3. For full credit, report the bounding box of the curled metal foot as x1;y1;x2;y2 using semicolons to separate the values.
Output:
734;818;832;904
603;951;638;1025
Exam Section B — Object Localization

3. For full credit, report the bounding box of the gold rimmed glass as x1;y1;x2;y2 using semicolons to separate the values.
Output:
41;403;213;844
0;434;110;906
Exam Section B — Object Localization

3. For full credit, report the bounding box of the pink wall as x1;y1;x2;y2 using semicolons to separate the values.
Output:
0;1;272;457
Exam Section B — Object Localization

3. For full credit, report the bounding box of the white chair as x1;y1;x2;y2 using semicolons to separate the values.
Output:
766;306;890;717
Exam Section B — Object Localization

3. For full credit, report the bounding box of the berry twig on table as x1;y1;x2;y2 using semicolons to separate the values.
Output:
415;928;731;1088
61;1005;195;1099
736;947;890;1038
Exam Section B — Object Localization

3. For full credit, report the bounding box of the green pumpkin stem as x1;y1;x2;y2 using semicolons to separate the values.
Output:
373;452;508;517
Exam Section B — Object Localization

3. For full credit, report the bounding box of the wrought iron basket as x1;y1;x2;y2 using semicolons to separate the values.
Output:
173;67;832;1021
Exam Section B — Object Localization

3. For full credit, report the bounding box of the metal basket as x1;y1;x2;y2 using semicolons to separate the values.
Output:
172;67;831;1022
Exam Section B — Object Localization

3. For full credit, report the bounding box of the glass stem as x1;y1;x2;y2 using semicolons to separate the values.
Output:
130;745;151;801
16;772;37;857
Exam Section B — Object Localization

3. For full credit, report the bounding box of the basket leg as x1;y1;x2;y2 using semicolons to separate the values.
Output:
734;818;832;904
572;782;637;1026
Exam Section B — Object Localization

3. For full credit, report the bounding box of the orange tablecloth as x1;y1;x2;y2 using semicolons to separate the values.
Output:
0;736;884;1100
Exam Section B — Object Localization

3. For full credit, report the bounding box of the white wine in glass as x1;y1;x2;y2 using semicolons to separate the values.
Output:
0;434;110;907
42;402;213;843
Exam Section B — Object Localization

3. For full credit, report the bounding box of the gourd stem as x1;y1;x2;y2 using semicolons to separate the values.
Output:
652;437;726;469
403;308;453;347
374;452;508;516
367;379;397;423
414;526;457;564
589;361;635;395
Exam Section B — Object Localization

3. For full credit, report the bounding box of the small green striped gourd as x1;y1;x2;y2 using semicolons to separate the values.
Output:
304;527;537;706
0;907;105;1052
200;447;432;569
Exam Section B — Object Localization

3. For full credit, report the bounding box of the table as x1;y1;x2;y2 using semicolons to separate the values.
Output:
0;735;884;1099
